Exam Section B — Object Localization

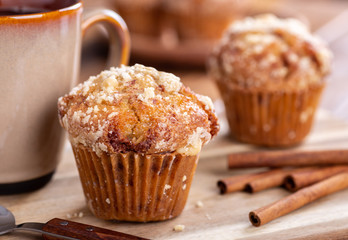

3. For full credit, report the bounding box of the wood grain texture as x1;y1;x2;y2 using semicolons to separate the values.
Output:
1;110;348;240
42;218;149;240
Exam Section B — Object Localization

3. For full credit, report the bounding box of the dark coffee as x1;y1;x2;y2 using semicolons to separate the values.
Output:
0;7;49;16
0;0;79;16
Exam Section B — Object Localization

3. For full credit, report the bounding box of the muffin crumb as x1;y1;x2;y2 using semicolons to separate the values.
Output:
195;201;204;208
164;184;171;191
173;224;185;232
205;213;212;220
182;175;187;182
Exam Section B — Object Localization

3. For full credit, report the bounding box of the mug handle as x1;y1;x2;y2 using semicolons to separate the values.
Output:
82;9;130;67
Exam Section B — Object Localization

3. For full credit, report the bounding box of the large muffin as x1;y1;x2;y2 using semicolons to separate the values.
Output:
58;64;219;221
208;14;332;147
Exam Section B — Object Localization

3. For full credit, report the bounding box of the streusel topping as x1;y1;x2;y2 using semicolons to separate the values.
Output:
58;64;219;156
209;14;332;90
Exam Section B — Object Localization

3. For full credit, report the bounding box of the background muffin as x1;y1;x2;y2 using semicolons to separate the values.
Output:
208;14;332;147
163;0;251;41
114;0;250;41
113;0;162;37
111;0;253;67
58;64;219;221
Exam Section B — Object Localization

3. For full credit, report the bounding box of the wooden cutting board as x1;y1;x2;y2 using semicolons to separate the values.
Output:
1;109;348;240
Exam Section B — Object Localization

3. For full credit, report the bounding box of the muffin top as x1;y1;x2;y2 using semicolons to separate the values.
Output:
208;14;332;91
58;64;219;156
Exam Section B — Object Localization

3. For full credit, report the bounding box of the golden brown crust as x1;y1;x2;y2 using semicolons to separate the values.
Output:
208;14;332;91
58;64;219;156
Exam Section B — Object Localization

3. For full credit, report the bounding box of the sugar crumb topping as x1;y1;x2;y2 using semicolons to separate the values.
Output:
209;14;332;90
226;14;321;47
137;87;155;104
177;127;211;155
196;94;214;111
58;64;219;156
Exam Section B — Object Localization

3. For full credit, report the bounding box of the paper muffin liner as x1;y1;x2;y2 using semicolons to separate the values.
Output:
217;81;325;147
71;144;199;222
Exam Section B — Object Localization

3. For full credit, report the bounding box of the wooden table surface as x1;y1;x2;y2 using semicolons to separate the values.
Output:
1;110;348;240
2;1;348;240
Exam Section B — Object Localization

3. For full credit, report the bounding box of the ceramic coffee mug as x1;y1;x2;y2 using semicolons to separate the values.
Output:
0;0;130;194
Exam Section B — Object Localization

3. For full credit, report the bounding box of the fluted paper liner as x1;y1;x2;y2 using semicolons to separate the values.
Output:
217;82;325;147
71;144;198;222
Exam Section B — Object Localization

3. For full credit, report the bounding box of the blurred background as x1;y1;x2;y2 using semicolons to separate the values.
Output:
81;0;348;121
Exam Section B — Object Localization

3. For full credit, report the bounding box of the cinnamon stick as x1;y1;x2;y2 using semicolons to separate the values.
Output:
228;149;348;169
217;173;262;194
284;165;348;192
249;172;348;227
218;169;284;194
245;167;316;193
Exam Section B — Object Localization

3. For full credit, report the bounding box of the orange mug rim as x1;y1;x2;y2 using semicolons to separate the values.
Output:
0;0;82;20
